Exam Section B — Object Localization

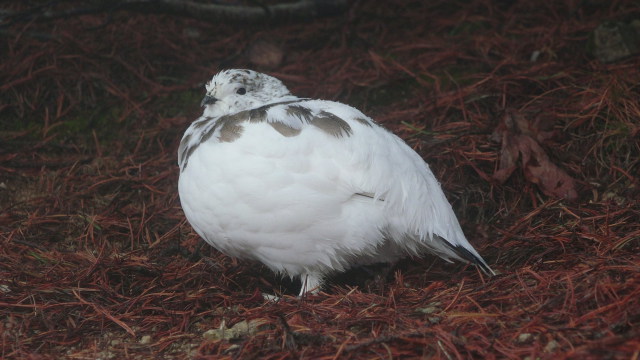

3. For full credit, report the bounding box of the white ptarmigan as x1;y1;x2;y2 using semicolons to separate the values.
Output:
178;69;494;296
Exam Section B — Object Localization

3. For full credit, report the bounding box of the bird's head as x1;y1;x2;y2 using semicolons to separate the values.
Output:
201;69;295;117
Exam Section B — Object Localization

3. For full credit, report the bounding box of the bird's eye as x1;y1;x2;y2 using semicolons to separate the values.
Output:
236;88;246;95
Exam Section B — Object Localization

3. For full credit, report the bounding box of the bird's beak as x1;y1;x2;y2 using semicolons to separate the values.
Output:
201;95;218;107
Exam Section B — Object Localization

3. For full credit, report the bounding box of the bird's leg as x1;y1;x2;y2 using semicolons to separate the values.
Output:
299;273;321;297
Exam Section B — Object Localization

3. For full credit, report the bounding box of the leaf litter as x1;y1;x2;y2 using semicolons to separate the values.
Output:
492;108;579;201
1;1;639;359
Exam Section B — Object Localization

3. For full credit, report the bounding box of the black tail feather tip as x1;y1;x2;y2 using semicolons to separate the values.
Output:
443;242;496;276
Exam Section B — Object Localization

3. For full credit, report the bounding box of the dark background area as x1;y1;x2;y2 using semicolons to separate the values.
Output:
1;1;639;358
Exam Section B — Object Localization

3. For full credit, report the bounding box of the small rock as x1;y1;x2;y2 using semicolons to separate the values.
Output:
589;21;640;63
517;333;533;343
203;319;267;341
246;39;284;69
139;335;152;345
530;50;541;62
183;27;201;39
415;302;442;314
544;340;559;353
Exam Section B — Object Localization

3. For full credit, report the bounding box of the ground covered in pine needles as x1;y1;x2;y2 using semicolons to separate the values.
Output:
1;1;639;359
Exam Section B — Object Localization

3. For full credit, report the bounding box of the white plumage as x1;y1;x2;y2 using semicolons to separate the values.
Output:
178;69;493;296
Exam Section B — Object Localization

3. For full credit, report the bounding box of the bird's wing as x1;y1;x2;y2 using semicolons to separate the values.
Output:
277;100;494;274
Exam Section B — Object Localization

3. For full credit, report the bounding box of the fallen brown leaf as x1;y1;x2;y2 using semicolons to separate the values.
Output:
493;109;578;201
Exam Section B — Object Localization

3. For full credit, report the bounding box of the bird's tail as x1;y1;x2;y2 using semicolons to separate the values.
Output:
441;240;496;276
